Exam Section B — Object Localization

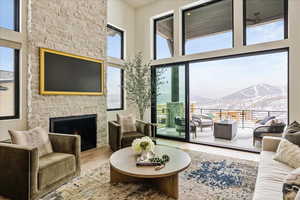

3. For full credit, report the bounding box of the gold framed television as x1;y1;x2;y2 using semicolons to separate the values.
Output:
40;48;104;96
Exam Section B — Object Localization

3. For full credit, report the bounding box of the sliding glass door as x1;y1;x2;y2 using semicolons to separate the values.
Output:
153;64;187;139
152;49;288;152
188;50;288;151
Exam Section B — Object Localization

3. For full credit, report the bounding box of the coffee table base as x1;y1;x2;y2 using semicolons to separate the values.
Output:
110;166;179;199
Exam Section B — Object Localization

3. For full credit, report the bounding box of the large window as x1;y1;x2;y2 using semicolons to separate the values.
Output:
0;0;19;31
183;0;233;55
0;46;19;119
244;0;287;45
107;24;124;59
154;14;174;60
107;66;124;110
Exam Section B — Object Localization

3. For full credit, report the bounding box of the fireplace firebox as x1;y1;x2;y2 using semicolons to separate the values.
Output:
49;114;97;151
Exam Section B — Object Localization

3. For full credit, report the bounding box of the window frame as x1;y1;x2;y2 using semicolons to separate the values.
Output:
153;13;174;60
182;0;234;56
107;24;124;60
242;0;288;46
107;66;124;111
0;48;20;120
151;47;289;153
14;0;20;32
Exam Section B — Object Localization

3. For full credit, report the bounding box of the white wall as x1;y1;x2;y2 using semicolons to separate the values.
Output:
107;0;137;121
135;0;300;122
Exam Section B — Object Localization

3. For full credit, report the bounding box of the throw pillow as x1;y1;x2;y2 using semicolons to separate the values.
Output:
273;139;300;168
284;131;300;147
284;121;300;146
283;168;300;200
285;121;300;134
9;127;53;157
117;114;137;133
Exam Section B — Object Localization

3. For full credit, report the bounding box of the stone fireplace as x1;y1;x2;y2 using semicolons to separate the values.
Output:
26;0;108;147
50;114;97;151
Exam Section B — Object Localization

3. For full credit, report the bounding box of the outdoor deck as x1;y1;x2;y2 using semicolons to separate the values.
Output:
157;127;261;152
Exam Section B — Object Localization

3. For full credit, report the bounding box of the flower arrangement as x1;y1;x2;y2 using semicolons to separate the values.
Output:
132;136;155;154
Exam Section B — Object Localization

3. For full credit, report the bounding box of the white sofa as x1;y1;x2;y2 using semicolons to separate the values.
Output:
253;136;293;199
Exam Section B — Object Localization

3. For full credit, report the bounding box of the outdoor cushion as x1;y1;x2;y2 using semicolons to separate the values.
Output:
201;119;213;126
260;116;276;125
38;152;75;190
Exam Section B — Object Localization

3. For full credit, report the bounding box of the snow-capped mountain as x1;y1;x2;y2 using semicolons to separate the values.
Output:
221;83;283;101
191;83;287;111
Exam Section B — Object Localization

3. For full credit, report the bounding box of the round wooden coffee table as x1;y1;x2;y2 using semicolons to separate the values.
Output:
110;145;191;199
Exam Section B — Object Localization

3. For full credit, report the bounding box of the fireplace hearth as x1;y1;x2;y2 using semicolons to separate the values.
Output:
49;114;97;151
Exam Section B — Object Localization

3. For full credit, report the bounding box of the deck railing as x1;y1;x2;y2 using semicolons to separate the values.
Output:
156;107;287;129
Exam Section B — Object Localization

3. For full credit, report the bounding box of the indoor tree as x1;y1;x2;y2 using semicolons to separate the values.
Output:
123;52;165;120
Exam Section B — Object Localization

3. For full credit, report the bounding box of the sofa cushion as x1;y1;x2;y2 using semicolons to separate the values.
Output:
38;152;75;190
274;139;300;168
121;131;144;147
253;151;293;200
9;127;53;157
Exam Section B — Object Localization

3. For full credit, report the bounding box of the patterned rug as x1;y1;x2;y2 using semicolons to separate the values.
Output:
41;150;258;200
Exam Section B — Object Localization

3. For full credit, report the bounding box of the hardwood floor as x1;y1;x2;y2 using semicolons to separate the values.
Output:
81;138;259;172
81;146;112;171
0;139;259;200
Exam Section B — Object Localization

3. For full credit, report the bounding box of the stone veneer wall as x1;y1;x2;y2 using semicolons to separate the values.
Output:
27;0;108;146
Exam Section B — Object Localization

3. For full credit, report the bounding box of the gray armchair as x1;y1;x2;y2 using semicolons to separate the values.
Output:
0;133;81;200
192;114;214;132
108;120;155;152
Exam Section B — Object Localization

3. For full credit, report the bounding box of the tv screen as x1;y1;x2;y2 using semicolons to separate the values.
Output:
40;48;104;95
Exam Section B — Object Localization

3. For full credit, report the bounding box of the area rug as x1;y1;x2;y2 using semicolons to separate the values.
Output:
41;150;258;200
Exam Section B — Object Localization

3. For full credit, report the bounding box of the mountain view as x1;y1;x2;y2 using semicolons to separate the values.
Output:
190;83;287;111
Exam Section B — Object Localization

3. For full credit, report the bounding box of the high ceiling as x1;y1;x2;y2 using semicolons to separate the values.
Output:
124;0;157;8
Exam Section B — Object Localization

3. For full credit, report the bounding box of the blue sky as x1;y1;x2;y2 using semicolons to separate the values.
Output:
0;47;14;72
155;20;286;100
0;0;15;72
0;0;14;30
156;20;284;59
107;33;121;59
189;51;287;99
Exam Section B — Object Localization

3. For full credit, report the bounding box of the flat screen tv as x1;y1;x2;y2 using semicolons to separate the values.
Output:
40;48;104;95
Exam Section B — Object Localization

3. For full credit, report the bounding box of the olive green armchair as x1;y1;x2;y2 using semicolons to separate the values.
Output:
108;120;156;152
0;133;81;200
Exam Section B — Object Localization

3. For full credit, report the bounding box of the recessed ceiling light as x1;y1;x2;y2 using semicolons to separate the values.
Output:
187;12;191;16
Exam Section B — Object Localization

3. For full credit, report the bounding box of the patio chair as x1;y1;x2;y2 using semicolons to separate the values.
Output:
191;114;214;132
174;116;196;138
253;121;286;145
